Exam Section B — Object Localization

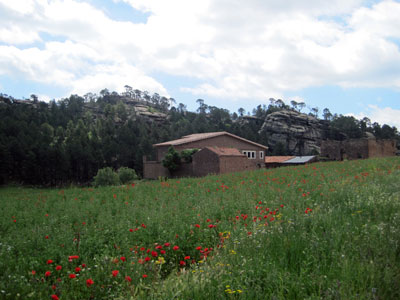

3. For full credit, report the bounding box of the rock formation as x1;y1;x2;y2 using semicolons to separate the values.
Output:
259;110;325;155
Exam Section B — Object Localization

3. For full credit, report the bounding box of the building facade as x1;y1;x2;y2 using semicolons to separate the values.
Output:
143;132;268;179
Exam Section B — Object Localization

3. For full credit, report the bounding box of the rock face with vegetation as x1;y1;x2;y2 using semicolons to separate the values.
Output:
259;110;324;155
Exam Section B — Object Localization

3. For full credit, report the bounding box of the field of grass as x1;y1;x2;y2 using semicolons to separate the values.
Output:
1;157;400;299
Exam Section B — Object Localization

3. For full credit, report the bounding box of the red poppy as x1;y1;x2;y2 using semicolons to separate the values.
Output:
120;257;126;262
45;271;51;277
55;265;62;271
75;267;81;273
45;235;49;239
52;285;56;290
68;255;79;261
179;260;186;266
164;242;171;247
196;246;202;251
160;250;166;255
81;263;86;268
195;224;200;228
144;257;150;262
184;256;190;260
51;295;59;300
141;223;146;228
86;278;94;287
125;275;132;282
129;228;133;232
151;251;158;257
140;247;145;251
173;246;179;251
31;270;36;275
112;270;119;277
69;274;76;279
142;274;148;278
155;245;163;249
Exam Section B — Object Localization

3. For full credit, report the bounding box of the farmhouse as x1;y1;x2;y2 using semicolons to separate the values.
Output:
143;131;268;179
321;135;396;160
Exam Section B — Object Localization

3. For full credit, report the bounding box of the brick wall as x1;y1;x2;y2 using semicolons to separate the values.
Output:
143;161;169;179
192;149;220;177
219;156;257;174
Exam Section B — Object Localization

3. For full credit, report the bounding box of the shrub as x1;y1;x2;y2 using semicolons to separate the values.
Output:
180;149;199;163
118;167;139;184
162;146;181;172
93;167;120;187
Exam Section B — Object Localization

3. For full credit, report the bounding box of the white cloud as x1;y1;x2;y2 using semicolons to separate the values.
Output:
349;104;400;128
0;0;399;105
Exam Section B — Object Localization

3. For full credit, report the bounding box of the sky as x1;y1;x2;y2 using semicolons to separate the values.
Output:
1;0;400;127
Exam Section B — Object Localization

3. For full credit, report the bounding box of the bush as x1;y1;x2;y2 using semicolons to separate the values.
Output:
162;146;181;172
93;167;120;187
118;167;139;184
180;149;199;163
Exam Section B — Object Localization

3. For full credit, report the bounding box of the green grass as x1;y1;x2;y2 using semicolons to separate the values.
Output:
1;157;400;299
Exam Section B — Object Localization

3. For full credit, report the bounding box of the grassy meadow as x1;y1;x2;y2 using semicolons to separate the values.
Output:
1;157;400;299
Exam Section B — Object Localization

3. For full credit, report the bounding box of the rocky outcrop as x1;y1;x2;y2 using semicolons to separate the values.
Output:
259;110;325;155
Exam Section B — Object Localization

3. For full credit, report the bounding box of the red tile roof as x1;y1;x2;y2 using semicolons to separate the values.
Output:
264;156;295;163
204;147;245;156
153;131;268;149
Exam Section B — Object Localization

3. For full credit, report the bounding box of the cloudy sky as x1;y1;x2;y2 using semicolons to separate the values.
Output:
1;0;400;127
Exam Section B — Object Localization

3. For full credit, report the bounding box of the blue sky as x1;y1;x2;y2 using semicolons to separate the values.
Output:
0;0;399;127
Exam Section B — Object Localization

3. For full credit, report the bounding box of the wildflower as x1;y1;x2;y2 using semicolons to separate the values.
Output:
160;250;166;254
173;246;179;251
196;246;202;251
45;271;51;277
184;256;190;260
164;242;171;247
69;274;76;279
125;276;132;282
120;256;126;262
141;223;146;228
179;260;186;266
81;263;86;268
75;267;81;273
144;257;151;262
142;274;148;278
31;270;36;275
86;278;94;287
195;224;200;228
45;235;49;239
55;265;62;271
51;295;59;300
155;257;165;264
151;251;158;257
112;270;119;277
129;228;133;232
52;285;56;290
68;255;79;261
140;247;145;251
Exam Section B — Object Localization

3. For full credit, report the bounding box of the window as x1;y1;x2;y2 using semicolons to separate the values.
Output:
259;151;264;159
242;150;256;159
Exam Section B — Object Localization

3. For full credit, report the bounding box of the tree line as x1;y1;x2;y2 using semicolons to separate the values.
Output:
0;90;398;186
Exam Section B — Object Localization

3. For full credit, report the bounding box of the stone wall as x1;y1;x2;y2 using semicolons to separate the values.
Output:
321;138;396;160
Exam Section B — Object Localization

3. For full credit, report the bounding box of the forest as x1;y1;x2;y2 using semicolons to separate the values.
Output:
0;87;398;186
